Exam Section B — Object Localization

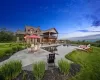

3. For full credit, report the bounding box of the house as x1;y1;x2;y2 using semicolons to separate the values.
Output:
15;26;58;44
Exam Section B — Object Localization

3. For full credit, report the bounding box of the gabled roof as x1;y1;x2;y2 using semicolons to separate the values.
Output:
25;26;40;32
16;30;26;34
42;28;58;34
16;26;58;35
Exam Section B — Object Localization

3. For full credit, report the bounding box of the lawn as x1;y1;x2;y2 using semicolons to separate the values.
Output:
65;47;100;80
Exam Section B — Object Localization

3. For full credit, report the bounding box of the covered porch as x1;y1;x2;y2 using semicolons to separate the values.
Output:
42;28;58;44
42;38;57;44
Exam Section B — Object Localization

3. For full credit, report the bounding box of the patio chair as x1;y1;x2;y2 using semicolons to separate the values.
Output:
34;45;38;52
47;53;55;69
30;44;34;52
38;44;41;50
31;44;34;48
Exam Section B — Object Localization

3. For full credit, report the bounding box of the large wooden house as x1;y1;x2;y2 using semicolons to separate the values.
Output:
15;26;58;44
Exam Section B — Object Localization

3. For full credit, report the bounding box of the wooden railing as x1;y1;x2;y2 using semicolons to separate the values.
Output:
43;35;57;38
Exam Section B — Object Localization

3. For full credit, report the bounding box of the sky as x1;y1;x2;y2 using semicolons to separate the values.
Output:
0;0;100;39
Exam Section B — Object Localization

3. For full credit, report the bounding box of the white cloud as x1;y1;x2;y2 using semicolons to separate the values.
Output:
86;26;100;31
58;26;100;39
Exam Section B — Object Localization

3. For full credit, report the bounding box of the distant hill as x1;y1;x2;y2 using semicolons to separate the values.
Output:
68;34;100;42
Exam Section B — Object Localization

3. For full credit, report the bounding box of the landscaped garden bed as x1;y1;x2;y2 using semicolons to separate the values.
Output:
14;63;80;80
42;63;80;80
0;59;80;80
13;70;34;80
0;60;22;80
0;43;27;62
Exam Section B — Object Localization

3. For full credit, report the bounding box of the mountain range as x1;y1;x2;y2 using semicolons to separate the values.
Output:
67;34;100;42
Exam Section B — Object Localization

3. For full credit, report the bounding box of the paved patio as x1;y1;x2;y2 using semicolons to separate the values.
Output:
0;45;77;71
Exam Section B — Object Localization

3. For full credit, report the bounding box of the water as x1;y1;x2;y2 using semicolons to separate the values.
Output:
42;46;58;53
42;45;76;64
42;45;70;54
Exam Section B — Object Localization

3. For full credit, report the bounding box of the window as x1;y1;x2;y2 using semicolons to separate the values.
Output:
30;30;33;34
30;29;33;34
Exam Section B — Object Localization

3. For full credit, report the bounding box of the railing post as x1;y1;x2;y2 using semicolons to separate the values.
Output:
49;32;50;38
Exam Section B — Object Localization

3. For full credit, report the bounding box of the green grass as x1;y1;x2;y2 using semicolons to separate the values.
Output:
58;59;70;75
65;47;100;80
33;61;45;80
0;60;22;80
0;43;27;58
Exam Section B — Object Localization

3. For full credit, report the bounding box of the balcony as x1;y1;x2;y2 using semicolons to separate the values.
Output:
43;35;57;38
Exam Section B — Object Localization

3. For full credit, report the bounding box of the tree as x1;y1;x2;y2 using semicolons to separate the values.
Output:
0;28;15;42
95;40;100;43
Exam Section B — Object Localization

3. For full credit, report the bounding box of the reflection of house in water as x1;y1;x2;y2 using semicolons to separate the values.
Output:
15;26;58;44
42;46;58;52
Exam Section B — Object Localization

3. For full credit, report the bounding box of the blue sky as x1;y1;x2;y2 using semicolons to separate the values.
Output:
0;0;100;38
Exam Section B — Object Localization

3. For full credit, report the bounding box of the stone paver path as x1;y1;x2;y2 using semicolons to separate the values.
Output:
0;45;77;71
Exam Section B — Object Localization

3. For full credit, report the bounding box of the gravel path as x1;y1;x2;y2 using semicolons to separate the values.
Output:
0;45;77;71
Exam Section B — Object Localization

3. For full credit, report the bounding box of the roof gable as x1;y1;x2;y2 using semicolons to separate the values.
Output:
24;26;58;34
42;28;58;34
49;28;58;33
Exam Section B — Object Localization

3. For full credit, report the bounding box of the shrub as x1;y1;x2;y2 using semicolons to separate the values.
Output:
33;61;45;80
5;48;13;56
0;49;6;58
9;44;12;47
22;46;26;49
17;46;23;51
12;46;18;53
0;73;4;80
58;59;70;75
0;48;13;57
22;72;27;80
0;60;22;80
12;46;20;53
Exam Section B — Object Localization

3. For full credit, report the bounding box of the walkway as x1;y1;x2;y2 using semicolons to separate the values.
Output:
0;45;77;71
